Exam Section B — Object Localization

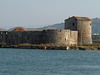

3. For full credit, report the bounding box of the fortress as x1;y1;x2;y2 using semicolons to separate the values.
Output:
0;16;92;45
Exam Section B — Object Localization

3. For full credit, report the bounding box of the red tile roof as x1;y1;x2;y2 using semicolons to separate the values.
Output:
12;27;26;31
73;16;91;21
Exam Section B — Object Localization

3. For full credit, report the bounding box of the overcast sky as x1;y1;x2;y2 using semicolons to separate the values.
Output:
0;0;100;29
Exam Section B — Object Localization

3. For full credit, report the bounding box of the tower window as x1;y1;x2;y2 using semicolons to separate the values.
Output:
90;23;91;26
72;23;75;26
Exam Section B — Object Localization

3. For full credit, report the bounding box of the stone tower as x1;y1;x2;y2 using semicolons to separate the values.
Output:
65;16;92;44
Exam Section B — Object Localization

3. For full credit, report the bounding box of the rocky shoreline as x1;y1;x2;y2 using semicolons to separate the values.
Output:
1;45;100;50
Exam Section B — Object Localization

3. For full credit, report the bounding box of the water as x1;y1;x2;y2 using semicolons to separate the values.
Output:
0;48;100;75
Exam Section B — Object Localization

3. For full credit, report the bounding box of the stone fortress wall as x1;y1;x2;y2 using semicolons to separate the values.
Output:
0;30;78;45
42;29;78;45
0;16;92;45
77;20;92;44
65;16;92;44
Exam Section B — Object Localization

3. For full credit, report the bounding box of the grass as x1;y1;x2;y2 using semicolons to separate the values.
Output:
11;43;70;47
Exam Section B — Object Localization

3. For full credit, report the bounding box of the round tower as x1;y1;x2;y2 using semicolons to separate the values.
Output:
65;16;92;44
77;18;92;44
42;29;71;45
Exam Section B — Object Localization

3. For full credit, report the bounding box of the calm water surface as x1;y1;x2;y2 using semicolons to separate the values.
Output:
0;48;100;75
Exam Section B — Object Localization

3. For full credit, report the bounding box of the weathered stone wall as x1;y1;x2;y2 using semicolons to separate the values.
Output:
0;31;7;43
42;29;71;45
42;29;78;45
0;30;78;45
65;17;77;30
0;31;42;45
70;31;78;45
65;17;92;44
77;20;92;44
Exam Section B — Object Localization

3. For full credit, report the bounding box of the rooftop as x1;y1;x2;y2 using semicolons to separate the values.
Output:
12;27;26;31
73;16;91;21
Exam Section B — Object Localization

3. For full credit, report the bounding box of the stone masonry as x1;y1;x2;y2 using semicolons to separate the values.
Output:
0;16;92;45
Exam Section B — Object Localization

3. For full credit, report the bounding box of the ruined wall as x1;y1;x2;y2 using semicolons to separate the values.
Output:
0;30;78;45
0;31;7;43
77;20;92;44
70;31;78;45
42;29;70;45
42;29;78;45
0;31;42;45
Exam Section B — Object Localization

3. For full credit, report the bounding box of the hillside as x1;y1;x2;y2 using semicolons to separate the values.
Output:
0;28;6;31
8;18;100;34
92;18;100;34
26;23;64;30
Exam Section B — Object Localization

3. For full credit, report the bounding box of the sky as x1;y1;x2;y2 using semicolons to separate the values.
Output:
0;0;100;29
